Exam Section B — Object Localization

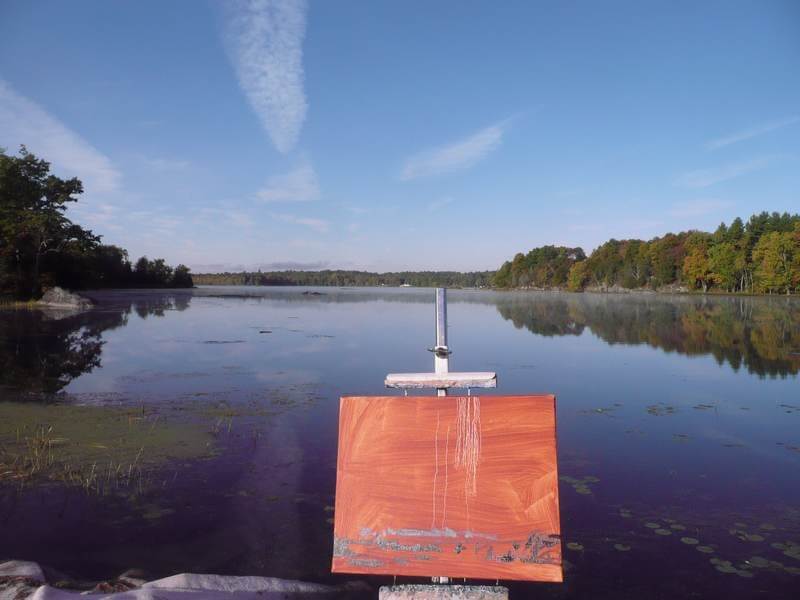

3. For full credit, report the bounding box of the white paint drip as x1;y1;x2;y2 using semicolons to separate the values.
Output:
455;396;481;497
431;400;481;532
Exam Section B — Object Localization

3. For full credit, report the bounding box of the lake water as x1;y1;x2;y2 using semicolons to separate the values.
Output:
1;286;799;598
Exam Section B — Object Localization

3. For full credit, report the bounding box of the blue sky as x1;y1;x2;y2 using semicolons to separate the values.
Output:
1;1;798;272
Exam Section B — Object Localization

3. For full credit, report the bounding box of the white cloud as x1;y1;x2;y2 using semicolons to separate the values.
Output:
256;164;319;202
271;212;329;233
427;197;453;212
668;199;731;218
0;79;121;195
400;120;508;180
706;116;800;150
190;260;331;272
224;0;308;154
674;157;773;188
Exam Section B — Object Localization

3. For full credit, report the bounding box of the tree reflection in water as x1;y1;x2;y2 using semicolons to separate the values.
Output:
495;293;800;378
0;291;192;394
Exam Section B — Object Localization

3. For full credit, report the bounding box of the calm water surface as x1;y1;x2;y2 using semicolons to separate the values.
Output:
1;286;799;598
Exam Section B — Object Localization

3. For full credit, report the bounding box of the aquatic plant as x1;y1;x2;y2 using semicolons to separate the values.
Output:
0;402;212;497
566;542;584;551
559;473;599;496
613;543;631;552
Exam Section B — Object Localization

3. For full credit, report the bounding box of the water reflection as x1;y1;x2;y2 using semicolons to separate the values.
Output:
0;291;192;394
494;293;800;378
1;289;797;398
193;285;800;378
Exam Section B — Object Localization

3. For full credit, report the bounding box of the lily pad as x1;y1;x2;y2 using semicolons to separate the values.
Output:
771;542;788;550
758;523;776;531
744;533;765;542
142;505;176;520
715;564;737;574
670;524;686;531
645;522;661;529
767;560;784;568
784;549;800;561
654;528;672;536
747;556;769;568
566;542;584;551
696;546;715;553
735;569;754;578
583;476;600;483
574;486;592;495
613;543;631;552
681;537;699;545
729;529;747;540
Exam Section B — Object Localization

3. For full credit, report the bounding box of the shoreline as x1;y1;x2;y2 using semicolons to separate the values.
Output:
191;282;799;300
494;286;800;299
3;285;798;309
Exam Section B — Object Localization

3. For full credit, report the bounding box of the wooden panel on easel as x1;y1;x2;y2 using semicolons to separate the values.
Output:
332;395;562;582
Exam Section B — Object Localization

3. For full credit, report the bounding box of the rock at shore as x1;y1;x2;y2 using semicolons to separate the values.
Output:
38;287;93;309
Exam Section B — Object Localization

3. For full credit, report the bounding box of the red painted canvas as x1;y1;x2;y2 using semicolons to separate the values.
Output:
332;395;562;582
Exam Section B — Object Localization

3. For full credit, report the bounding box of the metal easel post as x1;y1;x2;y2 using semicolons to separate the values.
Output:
433;288;449;585
434;288;449;398
381;287;504;598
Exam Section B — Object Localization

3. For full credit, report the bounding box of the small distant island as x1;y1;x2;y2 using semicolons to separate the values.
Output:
1;147;193;301
193;270;494;288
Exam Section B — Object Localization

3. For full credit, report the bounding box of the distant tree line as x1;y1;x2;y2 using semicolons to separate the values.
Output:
0;147;193;300
193;270;494;288
494;212;800;295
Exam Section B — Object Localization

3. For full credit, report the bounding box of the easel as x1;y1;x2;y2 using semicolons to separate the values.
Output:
382;288;505;599
332;287;562;598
